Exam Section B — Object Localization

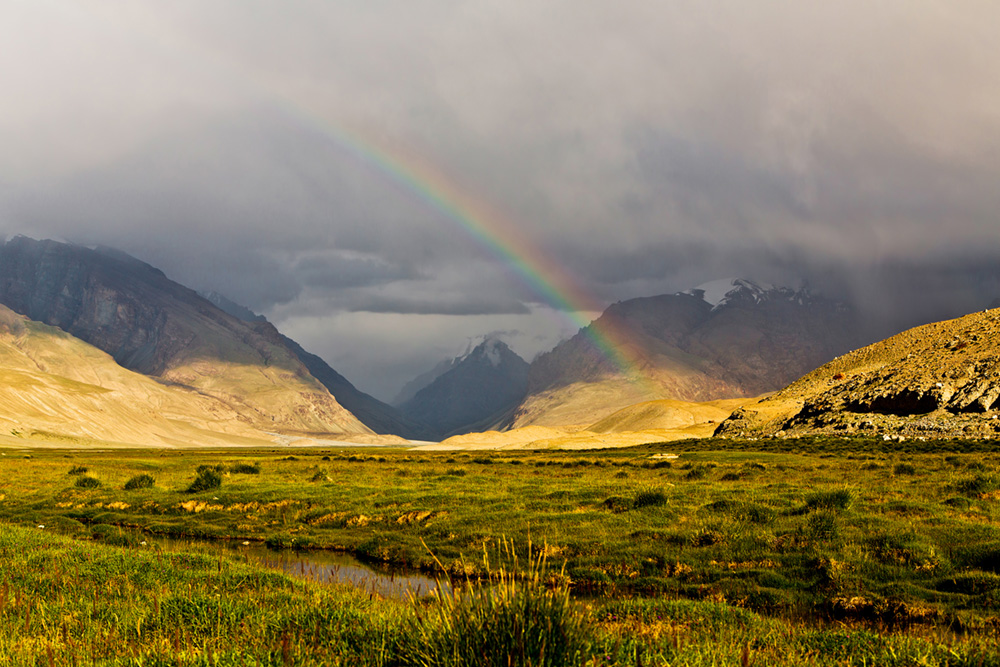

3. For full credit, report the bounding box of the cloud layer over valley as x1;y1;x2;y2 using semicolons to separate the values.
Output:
2;1;999;398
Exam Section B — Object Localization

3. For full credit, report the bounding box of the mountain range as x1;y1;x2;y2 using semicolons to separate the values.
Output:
0;237;371;439
0;236;951;447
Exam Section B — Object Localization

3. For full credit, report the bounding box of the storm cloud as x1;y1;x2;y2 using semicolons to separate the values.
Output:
1;1;999;399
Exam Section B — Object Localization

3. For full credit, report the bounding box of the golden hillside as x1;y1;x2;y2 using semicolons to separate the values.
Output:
419;396;755;450
0;305;278;448
0;238;371;436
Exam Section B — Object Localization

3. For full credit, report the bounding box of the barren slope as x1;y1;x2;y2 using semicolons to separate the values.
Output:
0;237;370;436
0;306;276;447
418;396;754;450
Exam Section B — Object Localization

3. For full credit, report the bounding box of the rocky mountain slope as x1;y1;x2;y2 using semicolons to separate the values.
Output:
716;308;1000;439
399;338;529;438
278;335;432;439
0;304;275;447
204;290;431;439
0;237;370;436
510;279;859;428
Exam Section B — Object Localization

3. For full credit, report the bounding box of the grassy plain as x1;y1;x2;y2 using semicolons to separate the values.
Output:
1;436;999;665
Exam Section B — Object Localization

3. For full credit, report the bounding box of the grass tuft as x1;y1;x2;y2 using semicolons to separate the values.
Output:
123;473;155;490
399;540;589;667
74;475;101;488
187;468;222;493
632;488;668;509
804;489;854;512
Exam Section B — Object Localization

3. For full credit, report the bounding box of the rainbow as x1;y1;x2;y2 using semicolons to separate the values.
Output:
60;3;654;388
284;114;652;385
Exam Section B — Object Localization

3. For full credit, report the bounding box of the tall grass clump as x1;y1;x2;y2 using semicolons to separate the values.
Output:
74;475;100;488
804;488;854;512
187;468;222;493
67;465;88;475
956;474;998;496
123;473;155;490
399;540;590;667
229;462;261;474
632;488;668;509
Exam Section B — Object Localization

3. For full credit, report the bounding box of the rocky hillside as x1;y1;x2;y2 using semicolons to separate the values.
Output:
278;335;433;440
203;289;431;439
0;237;370;436
399;338;529;438
716;308;1000;439
509;279;859;428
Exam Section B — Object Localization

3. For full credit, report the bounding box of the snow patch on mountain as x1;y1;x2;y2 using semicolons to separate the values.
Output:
679;278;739;306
482;338;503;367
679;278;813;311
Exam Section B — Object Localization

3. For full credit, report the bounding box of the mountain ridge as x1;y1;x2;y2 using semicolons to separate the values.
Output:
509;279;860;428
0;237;370;436
200;288;431;439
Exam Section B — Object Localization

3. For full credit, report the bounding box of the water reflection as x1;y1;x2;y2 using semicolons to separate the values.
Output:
150;537;448;600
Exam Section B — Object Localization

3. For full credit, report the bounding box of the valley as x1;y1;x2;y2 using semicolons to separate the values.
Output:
1;238;999;664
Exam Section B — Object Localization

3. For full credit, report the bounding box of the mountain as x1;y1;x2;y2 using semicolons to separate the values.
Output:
715;307;1000;439
393;357;460;406
277;335;433;439
0;304;274;447
0;237;370;436
199;289;431;439
509;279;860;428
199;291;267;323
399;338;529;437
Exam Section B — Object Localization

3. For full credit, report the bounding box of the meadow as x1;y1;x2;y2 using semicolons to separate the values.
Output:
1;436;999;665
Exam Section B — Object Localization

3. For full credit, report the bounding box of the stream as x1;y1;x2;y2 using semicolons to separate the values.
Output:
148;536;448;600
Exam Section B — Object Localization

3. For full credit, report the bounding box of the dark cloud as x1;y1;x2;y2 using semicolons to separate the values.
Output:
2;1;999;398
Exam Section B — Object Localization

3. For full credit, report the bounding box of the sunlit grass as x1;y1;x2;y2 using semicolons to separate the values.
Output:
0;437;999;664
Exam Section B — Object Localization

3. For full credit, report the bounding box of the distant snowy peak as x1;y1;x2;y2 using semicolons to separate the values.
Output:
679;278;814;311
467;337;510;368
482;338;504;367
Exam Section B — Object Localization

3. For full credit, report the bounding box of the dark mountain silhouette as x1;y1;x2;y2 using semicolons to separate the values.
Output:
399;338;529;438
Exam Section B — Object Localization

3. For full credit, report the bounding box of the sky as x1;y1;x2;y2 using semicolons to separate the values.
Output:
1;1;999;401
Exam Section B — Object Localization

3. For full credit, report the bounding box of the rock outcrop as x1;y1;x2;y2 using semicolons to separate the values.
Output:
715;308;1000;439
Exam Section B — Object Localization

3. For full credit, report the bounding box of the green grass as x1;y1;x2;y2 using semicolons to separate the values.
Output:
0;437;999;663
0;523;997;666
123;473;155;490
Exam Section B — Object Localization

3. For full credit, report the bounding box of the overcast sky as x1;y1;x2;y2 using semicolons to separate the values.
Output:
2;1;999;400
